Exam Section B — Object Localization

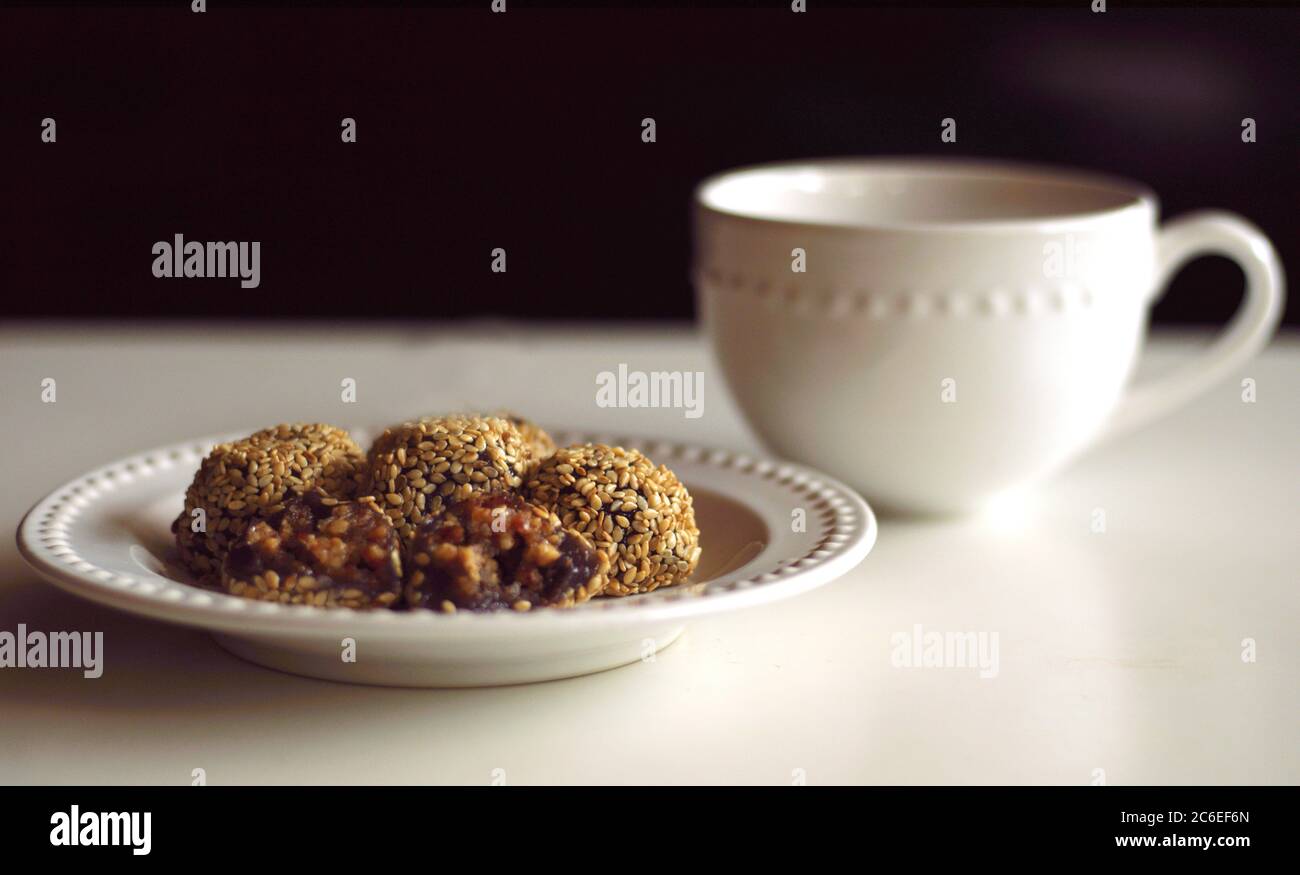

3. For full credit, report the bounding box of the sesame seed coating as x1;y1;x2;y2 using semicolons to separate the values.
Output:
363;415;530;542
526;444;701;596
173;423;366;584
439;410;556;470
497;412;557;466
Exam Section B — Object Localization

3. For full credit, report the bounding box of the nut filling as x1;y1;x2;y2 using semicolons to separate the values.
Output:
404;494;609;613
221;492;403;609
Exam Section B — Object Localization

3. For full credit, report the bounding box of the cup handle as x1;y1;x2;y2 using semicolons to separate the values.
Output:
1102;211;1286;439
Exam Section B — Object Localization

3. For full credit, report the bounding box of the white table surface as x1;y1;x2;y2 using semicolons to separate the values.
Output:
1;323;1295;785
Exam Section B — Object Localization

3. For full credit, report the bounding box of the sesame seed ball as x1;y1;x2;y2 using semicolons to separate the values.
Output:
526;444;701;596
173;423;366;584
364;415;530;541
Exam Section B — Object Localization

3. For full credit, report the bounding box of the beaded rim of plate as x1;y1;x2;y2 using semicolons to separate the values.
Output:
18;430;873;626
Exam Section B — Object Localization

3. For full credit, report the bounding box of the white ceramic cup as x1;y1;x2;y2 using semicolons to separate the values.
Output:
694;158;1285;515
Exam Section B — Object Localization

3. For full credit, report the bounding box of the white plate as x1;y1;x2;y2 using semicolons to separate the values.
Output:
17;430;876;687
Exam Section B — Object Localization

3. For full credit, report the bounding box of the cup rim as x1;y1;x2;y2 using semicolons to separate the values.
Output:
694;156;1159;233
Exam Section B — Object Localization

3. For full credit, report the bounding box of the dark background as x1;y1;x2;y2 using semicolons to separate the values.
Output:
1;2;1296;324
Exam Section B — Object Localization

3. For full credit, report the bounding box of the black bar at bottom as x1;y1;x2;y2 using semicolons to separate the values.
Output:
1;786;1288;860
